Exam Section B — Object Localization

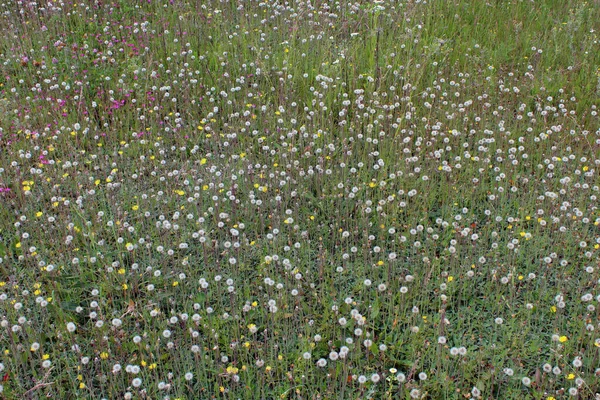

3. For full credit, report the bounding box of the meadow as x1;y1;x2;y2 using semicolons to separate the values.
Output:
0;0;599;398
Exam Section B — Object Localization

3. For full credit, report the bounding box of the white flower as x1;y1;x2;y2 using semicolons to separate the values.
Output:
66;322;76;332
552;366;561;375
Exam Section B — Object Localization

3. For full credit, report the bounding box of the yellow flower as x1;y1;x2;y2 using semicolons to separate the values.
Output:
200;158;207;165
550;306;557;313
141;360;147;367
559;335;568;343
219;386;225;393
42;354;50;360
447;276;454;282
122;283;128;290
100;352;109;360
226;366;239;374
36;211;43;217
567;373;575;380
132;205;139;211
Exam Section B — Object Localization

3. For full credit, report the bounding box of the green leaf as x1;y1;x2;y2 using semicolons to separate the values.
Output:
371;300;381;319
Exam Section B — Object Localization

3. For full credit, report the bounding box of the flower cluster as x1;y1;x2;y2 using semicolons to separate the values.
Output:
0;0;598;398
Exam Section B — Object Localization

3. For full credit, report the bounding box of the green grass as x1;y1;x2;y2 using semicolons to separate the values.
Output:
0;0;599;399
